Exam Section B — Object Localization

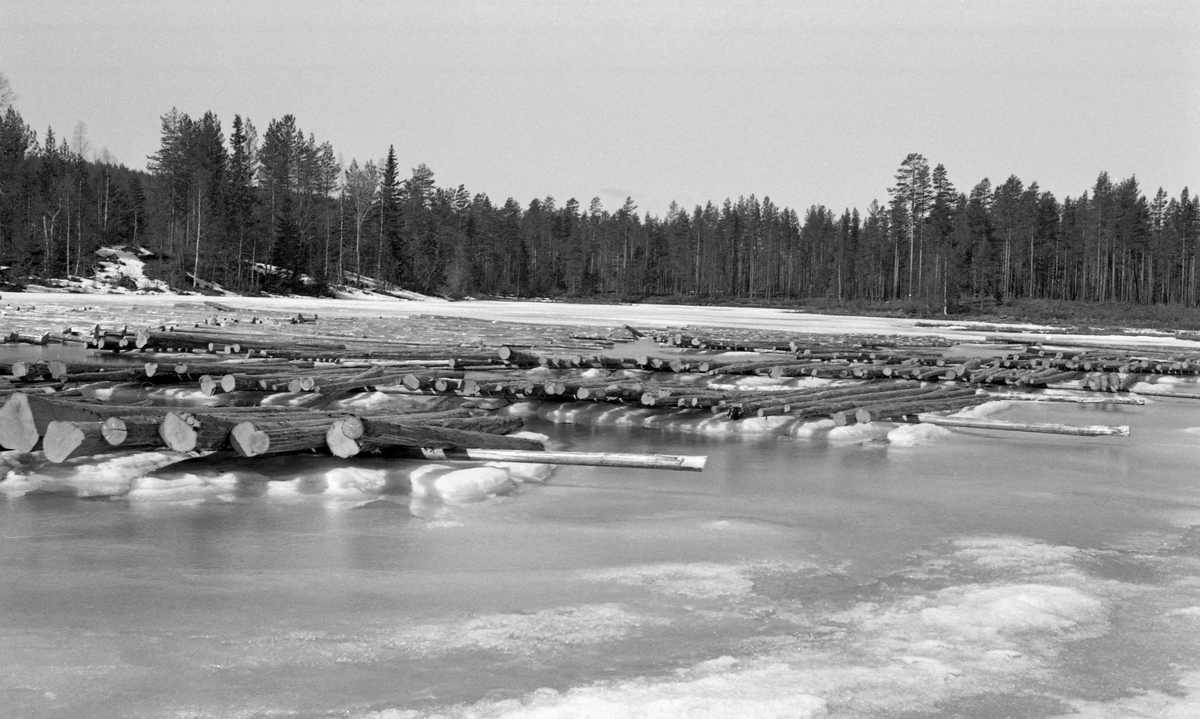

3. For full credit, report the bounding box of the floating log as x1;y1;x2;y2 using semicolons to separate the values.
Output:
851;392;987;424
725;380;921;419
984;391;1144;405
158;412;239;452
1126;387;1200;400
497;346;544;367
101;416;167;448
325;416;544;458
787;385;965;420
390;447;707;472
227;408;491;457
0;392;46;451
903;414;1130;437
230;416;341;457
10;360;51;381
43;420;113;463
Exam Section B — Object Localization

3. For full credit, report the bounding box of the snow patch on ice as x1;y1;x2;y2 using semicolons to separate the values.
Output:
323;466;389;497
1168;606;1200;617
379;667;829;719
887;422;952;446
827;422;892;444
953;400;1008;418
385;603;660;657
2;450;194;498
1045;669;1200;719
432;467;516;503
582;562;755;599
126;470;240;503
915;583;1105;639
951;536;1082;574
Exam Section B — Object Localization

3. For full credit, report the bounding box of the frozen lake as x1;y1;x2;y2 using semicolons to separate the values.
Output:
2;296;1200;718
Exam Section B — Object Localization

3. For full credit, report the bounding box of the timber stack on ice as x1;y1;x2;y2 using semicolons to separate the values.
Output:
6;301;1189;475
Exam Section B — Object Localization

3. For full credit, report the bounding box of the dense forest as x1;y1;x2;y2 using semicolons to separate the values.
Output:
1;90;1197;310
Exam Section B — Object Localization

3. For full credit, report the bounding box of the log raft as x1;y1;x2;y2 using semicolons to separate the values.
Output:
4;314;1175;475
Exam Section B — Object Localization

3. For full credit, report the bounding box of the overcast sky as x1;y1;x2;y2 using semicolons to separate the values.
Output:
2;0;1197;215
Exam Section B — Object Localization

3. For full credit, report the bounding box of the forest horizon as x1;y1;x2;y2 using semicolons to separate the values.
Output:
0;95;1197;312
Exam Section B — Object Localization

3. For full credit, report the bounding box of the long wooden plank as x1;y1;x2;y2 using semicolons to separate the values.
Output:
907;414;1130;437
393;447;707;472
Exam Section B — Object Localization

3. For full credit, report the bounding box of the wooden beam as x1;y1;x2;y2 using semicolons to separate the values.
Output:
392;447;707;472
905;414;1130;437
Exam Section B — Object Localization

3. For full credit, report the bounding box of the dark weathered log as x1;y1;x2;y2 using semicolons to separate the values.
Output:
786;385;958;420
101;416;167;448
46;360;120;379
852;392;987;424
497;346;544;368
984;391;1144;405
230;418;338;457
641;391;722;407
1022;370;1082;387
902;414;1130;437
704;359;796;376
10;332;50;346
60;368;148;384
10;360;51;381
724;380;919;419
309;366;399;393
158;412;239;453
43;420;112;463
576;382;648;403
326;416;544;458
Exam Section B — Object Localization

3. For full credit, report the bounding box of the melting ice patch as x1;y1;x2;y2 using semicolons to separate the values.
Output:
126;471;241;504
915;583;1105;640
369;664;830;719
1;450;193;498
372;537;1136;719
826;422;892;444
581;562;757;599
1046;669;1200;719
412;465;515;504
887;422;952;446
385;604;662;656
526;400;980;447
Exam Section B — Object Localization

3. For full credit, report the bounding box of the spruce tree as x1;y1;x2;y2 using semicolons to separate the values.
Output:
379;145;403;285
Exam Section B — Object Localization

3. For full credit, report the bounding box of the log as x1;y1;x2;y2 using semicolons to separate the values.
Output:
101;416;167;448
1126;387;1200;400
903;414;1130;437
984;392;1144;406
497;346;544;367
852;393;988;424
230;412;521;458
230;418;336;457
726;380;921;418
786;385;960;420
0;392;57;451
158;412;239;452
60;368;148;384
43;420;112;463
326;416;544;458
10;360;50;381
388;447;707;472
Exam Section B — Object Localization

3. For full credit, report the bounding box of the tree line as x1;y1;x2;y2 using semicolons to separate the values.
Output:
1;96;1197;309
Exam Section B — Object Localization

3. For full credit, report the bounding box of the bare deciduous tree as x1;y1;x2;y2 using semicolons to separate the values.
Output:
0;72;15;110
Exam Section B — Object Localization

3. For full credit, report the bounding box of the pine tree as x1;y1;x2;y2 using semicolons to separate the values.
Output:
379;146;402;285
